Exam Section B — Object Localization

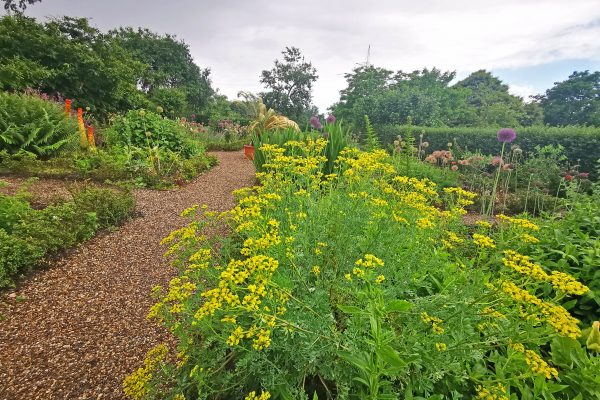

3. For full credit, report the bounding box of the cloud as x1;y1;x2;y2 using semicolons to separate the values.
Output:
21;0;600;112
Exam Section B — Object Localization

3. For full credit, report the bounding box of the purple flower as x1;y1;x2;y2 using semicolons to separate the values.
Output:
326;114;336;124
497;128;517;143
310;116;322;130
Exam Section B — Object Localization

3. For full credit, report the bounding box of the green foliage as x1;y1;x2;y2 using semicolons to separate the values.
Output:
0;92;78;156
71;185;134;229
260;47;318;122
105;109;201;157
323;120;350;175
392;158;460;189
0;183;134;287
538;71;600;126
533;190;600;323
378;124;600;175
332;67;542;130
0;15;215;119
252;128;309;172
0;16;148;117
363;115;379;151
138;141;598;400
109;27;214;117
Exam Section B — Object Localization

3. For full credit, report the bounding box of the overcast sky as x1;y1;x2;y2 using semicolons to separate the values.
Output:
18;0;600;112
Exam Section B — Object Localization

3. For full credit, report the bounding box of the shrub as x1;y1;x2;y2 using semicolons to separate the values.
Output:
0;184;134;288
533;190;600;324
378;124;600;175
72;185;134;229
105;109;202;157
131;141;598;399
0;92;78;157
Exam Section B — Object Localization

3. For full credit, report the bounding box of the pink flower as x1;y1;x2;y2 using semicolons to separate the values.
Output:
491;156;504;167
497;128;517;143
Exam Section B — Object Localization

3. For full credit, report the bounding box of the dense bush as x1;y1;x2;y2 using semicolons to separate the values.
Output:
128;141;599;399
0;92;78;156
0;185;134;287
105;109;202;157
378;124;600;174
533;189;600;324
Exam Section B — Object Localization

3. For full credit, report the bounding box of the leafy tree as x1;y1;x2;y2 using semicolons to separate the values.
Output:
537;70;600;126
332;65;394;127
0;16;147;117
260;47;318;122
455;70;541;126
2;0;41;14
109;28;214;117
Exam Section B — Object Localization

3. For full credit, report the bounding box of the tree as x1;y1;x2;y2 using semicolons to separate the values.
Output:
2;0;41;14
537;70;600;126
259;47;318;123
455;70;539;126
109;28;214;116
332;65;394;127
0;16;146;116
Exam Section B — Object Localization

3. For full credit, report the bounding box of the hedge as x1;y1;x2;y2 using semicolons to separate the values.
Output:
377;124;600;174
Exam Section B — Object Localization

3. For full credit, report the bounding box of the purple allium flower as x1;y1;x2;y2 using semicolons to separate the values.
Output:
497;128;517;143
326;114;336;124
310;116;322;130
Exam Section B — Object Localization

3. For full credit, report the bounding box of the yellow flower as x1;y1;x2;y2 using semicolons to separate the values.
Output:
312;266;321;276
510;343;559;379
475;220;492;229
472;233;496;249
497;214;539;231
245;391;271;400
475;383;508;400
352;267;365;278
521;233;540;244
344;273;352;281
435;342;447;351
226;326;245;346
375;275;385;284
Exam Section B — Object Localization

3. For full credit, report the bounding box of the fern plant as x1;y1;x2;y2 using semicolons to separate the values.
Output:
364;115;380;151
0;92;78;157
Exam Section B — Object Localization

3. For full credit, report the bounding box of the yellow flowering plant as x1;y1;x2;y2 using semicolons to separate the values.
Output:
127;137;599;399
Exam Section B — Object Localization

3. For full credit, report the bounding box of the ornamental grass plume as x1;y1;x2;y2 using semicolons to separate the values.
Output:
309;116;322;130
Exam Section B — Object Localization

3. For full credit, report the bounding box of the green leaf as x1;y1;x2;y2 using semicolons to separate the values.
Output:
377;345;407;371
338;304;366;315
386;300;412;313
339;351;370;372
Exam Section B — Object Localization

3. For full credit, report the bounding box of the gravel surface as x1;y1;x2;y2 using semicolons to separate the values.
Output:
0;177;73;208
0;151;255;400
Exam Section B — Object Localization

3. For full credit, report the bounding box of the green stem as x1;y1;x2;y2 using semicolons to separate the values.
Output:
487;142;506;216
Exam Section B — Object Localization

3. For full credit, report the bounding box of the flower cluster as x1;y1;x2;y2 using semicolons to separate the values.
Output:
509;343;558;379
500;281;581;338
421;311;444;334
123;344;168;400
473;233;496;249
496;214;539;231
475;383;509;400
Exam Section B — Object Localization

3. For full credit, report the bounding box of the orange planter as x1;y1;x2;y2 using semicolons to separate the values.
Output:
244;145;255;160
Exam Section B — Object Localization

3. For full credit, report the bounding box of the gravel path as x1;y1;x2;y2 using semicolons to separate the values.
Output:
0;151;255;400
